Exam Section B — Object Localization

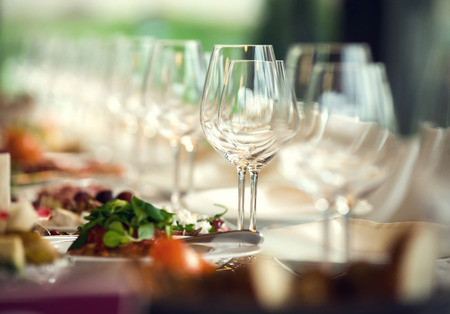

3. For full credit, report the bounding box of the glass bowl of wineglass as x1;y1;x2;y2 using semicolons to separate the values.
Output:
201;55;299;231
200;45;276;230
144;39;206;209
278;62;399;265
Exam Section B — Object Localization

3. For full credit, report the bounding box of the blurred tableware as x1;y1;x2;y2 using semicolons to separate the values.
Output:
285;42;372;103
144;40;206;209
200;44;277;230
183;186;318;227
397;42;450;226
107;36;154;186
279;62;399;265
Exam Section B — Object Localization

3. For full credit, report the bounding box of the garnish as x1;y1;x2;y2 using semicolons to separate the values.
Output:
172;204;228;234
69;195;174;250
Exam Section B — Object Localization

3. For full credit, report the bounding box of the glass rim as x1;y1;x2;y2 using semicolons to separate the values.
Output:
154;39;202;46
212;44;274;49
287;42;371;50
311;61;385;70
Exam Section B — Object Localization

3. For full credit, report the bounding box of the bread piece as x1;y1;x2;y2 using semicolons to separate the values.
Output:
6;200;38;232
50;207;82;227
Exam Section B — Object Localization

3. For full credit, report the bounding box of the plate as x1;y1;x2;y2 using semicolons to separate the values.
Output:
183;186;318;226
44;235;261;264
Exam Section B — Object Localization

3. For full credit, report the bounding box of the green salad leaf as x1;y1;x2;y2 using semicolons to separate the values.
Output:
69;195;175;250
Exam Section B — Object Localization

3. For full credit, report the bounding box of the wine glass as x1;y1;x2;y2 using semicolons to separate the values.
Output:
411;43;450;223
278;62;398;264
200;45;276;230
285;43;372;104
107;36;154;183
144;39;206;209
202;59;299;231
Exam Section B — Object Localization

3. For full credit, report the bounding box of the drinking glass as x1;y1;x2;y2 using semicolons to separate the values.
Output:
108;36;154;182
144;40;206;209
285;43;372;104
279;62;398;264
412;43;450;223
200;45;276;230
202;59;299;231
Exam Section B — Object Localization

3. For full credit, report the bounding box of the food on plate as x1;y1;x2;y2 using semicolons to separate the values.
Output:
1;125;124;185
67;195;229;258
2;126;45;168
0;200;61;274
0;236;25;272
31;184;133;229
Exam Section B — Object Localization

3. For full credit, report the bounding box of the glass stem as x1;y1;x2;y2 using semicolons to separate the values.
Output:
249;168;260;232
316;198;331;271
170;141;182;209
185;145;196;196
236;166;247;230
342;196;353;263
344;208;351;263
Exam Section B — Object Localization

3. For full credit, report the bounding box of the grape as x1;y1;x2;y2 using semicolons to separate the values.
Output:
211;218;224;230
116;191;133;203
73;191;90;204
95;190;114;204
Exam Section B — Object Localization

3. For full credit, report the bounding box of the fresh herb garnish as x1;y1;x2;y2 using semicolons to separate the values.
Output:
69;195;175;250
208;204;228;223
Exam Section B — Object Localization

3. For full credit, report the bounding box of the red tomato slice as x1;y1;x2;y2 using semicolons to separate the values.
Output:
149;237;215;277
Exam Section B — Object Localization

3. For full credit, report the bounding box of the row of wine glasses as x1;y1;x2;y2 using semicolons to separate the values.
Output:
5;37;402;257
198;43;400;245
5;35;207;205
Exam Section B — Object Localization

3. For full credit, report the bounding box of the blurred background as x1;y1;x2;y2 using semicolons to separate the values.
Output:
0;0;449;135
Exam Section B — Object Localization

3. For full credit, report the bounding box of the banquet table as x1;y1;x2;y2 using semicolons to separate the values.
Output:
1;127;449;314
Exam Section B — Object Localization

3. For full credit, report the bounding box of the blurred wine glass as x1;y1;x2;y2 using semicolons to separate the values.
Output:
407;43;450;223
279;62;398;264
107;36;154;184
200;45;276;230
285;43;372;104
144;40;206;209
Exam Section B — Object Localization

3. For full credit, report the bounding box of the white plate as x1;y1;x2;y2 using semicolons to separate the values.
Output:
44;235;261;264
183;186;318;226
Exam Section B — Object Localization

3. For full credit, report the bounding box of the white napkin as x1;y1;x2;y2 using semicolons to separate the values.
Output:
261;218;449;263
0;153;11;233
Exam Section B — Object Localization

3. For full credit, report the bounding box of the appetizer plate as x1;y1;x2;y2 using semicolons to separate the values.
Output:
44;235;261;265
183;186;319;226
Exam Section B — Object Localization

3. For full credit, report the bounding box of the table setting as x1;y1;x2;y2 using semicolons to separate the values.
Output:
0;36;449;314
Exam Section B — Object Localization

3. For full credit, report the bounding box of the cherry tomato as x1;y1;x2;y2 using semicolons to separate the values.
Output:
149;237;215;277
4;127;43;164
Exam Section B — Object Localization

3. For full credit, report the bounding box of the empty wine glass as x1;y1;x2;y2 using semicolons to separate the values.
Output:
144;40;206;209
200;45;277;230
411;43;450;223
202;59;299;231
108;36;154;183
279;62;398;264
285;43;372;104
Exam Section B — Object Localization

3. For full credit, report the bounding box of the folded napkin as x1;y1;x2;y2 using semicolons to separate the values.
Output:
261;218;449;263
0;153;11;233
